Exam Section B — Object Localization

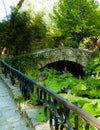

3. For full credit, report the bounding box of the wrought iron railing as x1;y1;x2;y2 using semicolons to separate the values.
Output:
0;59;100;130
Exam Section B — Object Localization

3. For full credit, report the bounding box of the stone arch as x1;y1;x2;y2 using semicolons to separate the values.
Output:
37;47;93;69
41;60;85;78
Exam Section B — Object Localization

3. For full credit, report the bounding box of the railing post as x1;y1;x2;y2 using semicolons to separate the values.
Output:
74;115;78;130
85;122;89;130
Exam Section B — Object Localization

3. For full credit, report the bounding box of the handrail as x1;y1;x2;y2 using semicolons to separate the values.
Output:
0;59;100;130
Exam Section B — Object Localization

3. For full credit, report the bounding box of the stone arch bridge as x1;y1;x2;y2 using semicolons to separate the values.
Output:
6;47;94;72
33;47;93;69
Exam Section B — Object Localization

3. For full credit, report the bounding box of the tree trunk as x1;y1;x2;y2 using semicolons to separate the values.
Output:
2;0;8;19
10;0;25;28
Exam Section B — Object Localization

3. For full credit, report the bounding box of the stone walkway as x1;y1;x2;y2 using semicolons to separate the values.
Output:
0;78;31;130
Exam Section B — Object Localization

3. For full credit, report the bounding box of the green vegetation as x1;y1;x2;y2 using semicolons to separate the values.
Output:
25;54;100;122
0;0;100;127
5;51;100;123
1;0;100;56
84;58;100;77
0;10;52;55
0;4;55;55
16;96;25;104
50;0;100;46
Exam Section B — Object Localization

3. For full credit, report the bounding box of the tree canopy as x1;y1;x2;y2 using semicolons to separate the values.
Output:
51;0;100;46
1;0;100;55
0;9;50;55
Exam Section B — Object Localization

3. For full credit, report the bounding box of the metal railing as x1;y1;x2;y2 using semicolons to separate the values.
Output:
0;59;100;130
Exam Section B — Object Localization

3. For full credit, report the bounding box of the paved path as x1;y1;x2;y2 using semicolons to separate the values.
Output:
0;79;31;130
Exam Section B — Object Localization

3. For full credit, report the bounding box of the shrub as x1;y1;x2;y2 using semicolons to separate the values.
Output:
65;40;78;48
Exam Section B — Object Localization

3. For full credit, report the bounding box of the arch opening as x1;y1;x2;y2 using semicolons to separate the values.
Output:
41;60;85;78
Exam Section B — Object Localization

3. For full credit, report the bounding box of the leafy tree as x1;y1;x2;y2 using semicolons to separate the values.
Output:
8;10;35;55
0;0;25;55
0;21;8;45
0;20;10;53
0;10;50;55
30;12;48;51
51;0;100;46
